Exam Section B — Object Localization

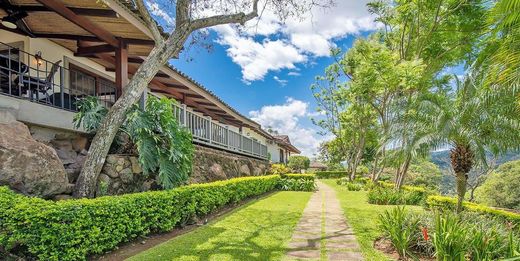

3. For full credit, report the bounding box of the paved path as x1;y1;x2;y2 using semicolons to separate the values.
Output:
285;181;363;261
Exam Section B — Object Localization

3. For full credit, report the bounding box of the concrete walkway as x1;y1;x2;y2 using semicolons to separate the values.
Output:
285;181;363;261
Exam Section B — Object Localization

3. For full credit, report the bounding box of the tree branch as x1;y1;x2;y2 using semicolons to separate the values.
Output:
176;0;190;28
189;0;260;31
134;0;164;44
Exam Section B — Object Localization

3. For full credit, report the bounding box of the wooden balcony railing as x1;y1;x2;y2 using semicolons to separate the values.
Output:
173;103;268;160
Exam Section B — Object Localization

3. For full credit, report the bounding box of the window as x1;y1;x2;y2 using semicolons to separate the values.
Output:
69;64;116;107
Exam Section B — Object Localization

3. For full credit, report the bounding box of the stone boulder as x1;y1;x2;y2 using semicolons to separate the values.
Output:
0;120;69;198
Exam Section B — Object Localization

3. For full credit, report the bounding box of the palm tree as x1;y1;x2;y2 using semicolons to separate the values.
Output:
433;71;520;212
480;0;520;92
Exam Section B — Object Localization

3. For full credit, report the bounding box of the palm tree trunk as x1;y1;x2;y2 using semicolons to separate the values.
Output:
450;142;474;213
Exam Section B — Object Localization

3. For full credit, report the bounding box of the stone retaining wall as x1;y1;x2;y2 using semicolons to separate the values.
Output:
190;144;269;183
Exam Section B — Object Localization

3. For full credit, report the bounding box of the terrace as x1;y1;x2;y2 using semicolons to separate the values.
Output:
0;40;268;160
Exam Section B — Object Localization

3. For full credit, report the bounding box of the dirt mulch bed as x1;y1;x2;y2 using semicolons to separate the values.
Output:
374;237;435;261
91;191;276;261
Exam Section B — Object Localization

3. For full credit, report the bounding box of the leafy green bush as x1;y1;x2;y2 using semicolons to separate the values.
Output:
73;96;194;189
426;195;520;224
0;176;280;260
269;164;291;174
336;178;364;191
431;212;469;260
314;171;347;179
475;160;520;209
378;208;520;260
287;155;310;172
367;186;427;205
278;174;316;191
379;206;419;259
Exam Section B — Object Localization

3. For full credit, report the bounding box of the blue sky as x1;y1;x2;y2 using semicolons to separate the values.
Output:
151;0;379;156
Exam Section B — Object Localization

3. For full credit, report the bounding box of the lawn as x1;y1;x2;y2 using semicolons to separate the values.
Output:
321;179;423;260
128;191;312;261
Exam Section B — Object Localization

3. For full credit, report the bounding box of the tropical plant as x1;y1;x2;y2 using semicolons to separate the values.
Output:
73;96;108;133
431;212;468;261
379;206;419;259
430;72;520;212
125;97;194;189
287;155;310;173
74;96;194;190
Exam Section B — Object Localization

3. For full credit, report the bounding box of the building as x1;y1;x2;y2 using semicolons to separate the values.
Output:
267;135;300;164
0;0;300;162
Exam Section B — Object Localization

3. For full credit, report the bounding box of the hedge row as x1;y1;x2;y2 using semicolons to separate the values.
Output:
281;174;315;180
426;195;520;224
314;171;348;179
0;175;282;260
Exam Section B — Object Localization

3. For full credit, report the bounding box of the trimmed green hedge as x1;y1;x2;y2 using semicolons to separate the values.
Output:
426;195;520;224
314;171;347;179
281;174;315;180
0;175;281;260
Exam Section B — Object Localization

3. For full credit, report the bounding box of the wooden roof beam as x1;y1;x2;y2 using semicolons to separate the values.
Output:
35;0;119;47
75;44;115;57
17;5;119;18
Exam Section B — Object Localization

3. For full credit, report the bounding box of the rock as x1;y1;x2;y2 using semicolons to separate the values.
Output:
72;136;88;152
129;157;142;174
141;181;153;191
0;120;69;198
55;148;77;165
209;163;226;180
120;168;134;183
66;168;80;183
63;184;75;194
112;181;121;190
79;149;88;156
239;164;251;176
115;165;124;172
103;165;119;178
106;155;118;164
53;194;73;201
50;139;72;150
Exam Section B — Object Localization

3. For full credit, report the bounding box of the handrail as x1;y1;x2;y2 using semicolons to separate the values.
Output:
173;102;268;160
0;41;116;111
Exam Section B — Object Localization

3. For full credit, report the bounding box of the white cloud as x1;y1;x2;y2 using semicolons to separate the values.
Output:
288;71;300;76
249;98;330;157
213;0;380;82
147;2;175;27
273;76;288;86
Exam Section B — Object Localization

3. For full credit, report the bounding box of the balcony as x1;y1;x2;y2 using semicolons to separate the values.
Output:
173;103;269;160
0;42;116;111
0;42;268;160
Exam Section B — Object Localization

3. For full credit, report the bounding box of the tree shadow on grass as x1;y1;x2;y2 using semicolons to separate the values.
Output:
132;204;304;261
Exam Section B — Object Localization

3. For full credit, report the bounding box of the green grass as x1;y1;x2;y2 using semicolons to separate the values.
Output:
322;179;423;261
128;191;312;261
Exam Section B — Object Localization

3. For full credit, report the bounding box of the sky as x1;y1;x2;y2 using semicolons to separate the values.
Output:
153;0;380;157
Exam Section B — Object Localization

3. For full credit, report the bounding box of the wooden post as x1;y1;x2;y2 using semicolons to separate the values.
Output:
115;39;128;99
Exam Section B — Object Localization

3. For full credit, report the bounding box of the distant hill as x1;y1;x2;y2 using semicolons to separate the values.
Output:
431;150;520;170
431;150;520;195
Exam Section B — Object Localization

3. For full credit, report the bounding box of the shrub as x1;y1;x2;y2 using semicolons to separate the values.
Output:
336;178;364;191
475;160;520;209
426;195;520;224
314;171;347;179
431;212;471;260
0;176;280;260
367;185;428;205
379;206;419;259
378;208;520;260
74;96;194;189
279;174;316;191
269;164;291;175
287;156;310;173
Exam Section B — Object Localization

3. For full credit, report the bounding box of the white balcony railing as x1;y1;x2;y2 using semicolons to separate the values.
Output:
173;103;268;160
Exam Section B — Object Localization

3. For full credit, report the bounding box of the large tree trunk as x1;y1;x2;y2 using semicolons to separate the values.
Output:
449;142;474;213
74;25;192;198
